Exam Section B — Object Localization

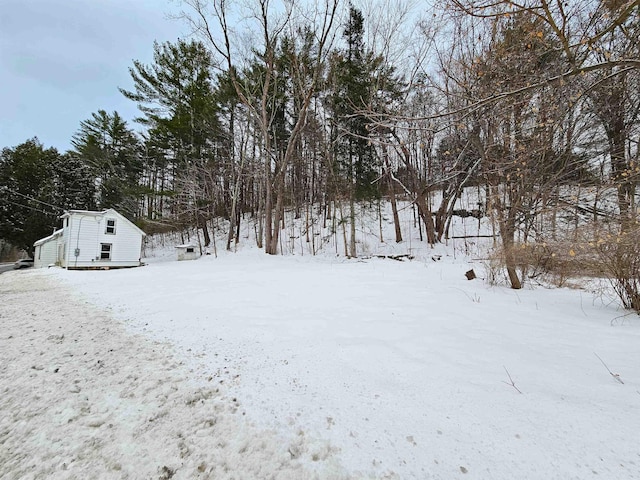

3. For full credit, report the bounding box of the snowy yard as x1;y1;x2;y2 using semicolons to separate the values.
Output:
1;243;640;479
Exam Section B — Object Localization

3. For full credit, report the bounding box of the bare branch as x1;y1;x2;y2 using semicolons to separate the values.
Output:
594;352;625;384
502;366;523;394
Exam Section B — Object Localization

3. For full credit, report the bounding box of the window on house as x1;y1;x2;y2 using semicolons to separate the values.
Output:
65;218;69;227
100;243;112;260
186;247;194;253
105;218;116;234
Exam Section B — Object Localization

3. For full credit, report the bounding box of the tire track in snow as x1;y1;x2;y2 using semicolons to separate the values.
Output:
0;272;356;480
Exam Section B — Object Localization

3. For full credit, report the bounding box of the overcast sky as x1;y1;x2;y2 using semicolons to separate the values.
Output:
0;0;186;152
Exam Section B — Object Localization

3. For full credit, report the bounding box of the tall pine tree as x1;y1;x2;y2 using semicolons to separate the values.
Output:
329;5;379;201
121;39;225;235
71;110;142;217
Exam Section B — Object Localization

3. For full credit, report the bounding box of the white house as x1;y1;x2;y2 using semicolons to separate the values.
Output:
33;209;146;269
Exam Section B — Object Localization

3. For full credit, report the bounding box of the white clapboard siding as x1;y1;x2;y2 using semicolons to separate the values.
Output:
34;230;63;268
35;209;145;270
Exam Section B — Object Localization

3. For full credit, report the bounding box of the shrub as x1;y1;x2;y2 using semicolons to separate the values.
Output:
595;228;640;313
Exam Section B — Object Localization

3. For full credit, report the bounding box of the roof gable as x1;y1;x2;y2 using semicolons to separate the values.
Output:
102;209;146;237
60;209;146;236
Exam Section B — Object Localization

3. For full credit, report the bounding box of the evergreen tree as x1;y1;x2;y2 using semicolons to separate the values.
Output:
120;39;222;168
325;5;402;256
53;152;97;211
71;110;142;216
0;139;94;253
121;39;226;230
328;5;380;200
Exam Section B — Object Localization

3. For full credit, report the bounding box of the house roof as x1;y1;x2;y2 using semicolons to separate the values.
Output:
33;229;63;247
60;208;146;236
60;209;105;218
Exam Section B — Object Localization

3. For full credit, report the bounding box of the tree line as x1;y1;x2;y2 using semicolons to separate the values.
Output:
1;1;638;294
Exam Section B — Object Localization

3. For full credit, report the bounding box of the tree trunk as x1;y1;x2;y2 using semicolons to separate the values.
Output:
264;155;275;253
501;240;522;289
611;128;634;233
338;200;348;256
200;215;211;247
497;196;522;290
378;199;383;242
415;190;437;245
267;167;287;255
256;177;264;250
593;73;634;234
226;196;237;251
381;144;402;243
349;194;357;258
389;176;402;243
226;105;239;251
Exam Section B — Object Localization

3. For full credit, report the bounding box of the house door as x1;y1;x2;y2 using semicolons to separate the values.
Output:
57;243;64;266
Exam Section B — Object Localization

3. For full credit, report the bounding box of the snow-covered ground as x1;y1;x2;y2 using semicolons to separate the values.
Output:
2;206;640;479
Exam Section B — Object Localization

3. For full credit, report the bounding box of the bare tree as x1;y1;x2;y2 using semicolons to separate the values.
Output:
180;0;339;254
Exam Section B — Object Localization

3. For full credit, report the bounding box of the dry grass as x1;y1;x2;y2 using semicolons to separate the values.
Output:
485;239;603;288
485;225;640;313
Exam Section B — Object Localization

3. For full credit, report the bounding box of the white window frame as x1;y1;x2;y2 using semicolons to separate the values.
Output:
100;243;112;260
105;218;116;235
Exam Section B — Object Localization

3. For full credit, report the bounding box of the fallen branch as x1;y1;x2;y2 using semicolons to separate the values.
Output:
610;311;637;326
502;366;522;394
451;234;498;239
594;352;624;384
375;254;414;261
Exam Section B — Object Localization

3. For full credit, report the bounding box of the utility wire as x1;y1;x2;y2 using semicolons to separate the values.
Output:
1;198;59;216
1;186;65;212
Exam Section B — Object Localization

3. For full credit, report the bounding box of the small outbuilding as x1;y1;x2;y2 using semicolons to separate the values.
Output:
33;209;146;269
33;229;64;268
175;244;200;261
